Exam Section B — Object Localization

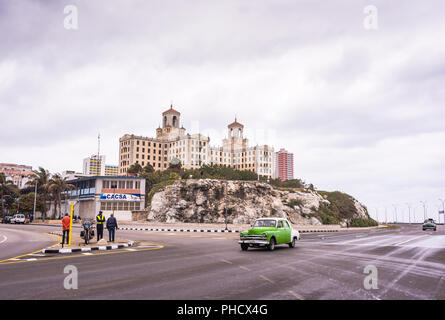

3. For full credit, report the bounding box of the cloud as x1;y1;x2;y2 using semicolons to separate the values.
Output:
1;0;445;221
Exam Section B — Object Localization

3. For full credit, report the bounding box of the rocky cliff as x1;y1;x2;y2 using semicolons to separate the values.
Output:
147;179;369;225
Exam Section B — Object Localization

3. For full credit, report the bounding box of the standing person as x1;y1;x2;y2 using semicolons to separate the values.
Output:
61;213;71;248
96;211;105;241
106;213;118;243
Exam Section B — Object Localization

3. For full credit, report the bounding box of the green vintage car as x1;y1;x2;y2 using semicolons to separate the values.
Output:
239;218;300;251
422;219;437;231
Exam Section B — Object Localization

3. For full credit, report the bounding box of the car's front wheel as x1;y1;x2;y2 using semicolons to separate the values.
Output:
267;238;276;251
288;237;296;248
240;244;249;251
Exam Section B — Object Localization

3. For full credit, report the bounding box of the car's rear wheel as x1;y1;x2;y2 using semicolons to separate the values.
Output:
241;244;249;251
288;237;296;248
267;237;276;251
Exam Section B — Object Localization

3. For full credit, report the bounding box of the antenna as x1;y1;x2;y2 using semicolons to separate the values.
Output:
97;133;101;160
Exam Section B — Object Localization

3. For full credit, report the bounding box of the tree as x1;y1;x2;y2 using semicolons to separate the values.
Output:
127;163;143;176
143;163;155;174
11;193;45;215
28;167;51;220
0;173;19;217
48;174;75;219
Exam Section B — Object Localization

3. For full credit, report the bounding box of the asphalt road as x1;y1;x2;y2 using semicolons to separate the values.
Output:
0;223;444;300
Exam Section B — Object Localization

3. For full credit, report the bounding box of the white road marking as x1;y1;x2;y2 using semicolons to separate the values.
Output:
82;253;93;255
126;248;136;251
0;235;7;244
26;258;37;261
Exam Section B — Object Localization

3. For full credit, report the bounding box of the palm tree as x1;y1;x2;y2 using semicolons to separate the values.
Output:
0;173;18;217
28;167;51;220
48;174;75;219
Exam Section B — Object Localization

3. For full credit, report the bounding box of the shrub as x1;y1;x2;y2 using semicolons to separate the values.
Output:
146;180;176;206
350;218;378;227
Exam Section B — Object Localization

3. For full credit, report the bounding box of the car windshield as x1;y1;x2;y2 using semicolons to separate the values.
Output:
424;219;435;223
253;220;276;228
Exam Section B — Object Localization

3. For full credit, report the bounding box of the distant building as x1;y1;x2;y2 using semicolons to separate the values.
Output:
119;106;274;178
274;148;294;181
82;155;118;176
0;163;34;189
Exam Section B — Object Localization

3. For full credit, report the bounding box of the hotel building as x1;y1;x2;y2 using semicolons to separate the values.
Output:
118;106;274;178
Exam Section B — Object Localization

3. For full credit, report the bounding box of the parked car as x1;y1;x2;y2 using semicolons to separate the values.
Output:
239;218;300;251
422;219;437;231
11;214;26;224
1;216;12;224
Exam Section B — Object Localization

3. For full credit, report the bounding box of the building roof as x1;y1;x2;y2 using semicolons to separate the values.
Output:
228;118;244;128
162;105;181;115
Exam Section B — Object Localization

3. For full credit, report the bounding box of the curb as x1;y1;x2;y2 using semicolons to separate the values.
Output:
119;227;340;233
299;229;339;233
120;227;240;233
42;232;135;254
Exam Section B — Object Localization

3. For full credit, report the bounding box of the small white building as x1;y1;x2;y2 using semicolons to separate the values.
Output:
49;175;146;221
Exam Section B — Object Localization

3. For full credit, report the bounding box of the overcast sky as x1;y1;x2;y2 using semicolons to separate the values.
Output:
1;1;444;222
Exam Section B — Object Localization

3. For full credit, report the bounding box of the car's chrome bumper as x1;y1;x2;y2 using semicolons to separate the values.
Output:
239;240;269;245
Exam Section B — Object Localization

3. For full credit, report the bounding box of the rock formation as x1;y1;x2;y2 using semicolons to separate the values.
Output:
147;179;369;225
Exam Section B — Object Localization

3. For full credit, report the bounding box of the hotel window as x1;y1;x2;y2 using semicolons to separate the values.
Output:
118;181;125;189
103;180;110;188
135;181;140;189
126;181;133;189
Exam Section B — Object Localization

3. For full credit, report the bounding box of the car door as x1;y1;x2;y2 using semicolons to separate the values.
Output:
281;220;291;243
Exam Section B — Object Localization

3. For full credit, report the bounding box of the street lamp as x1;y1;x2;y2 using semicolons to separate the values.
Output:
374;207;379;223
439;199;445;225
224;180;228;231
392;204;398;224
32;181;37;222
405;203;412;224
420;201;427;221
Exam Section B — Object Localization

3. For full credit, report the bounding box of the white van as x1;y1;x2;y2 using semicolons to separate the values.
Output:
11;214;26;224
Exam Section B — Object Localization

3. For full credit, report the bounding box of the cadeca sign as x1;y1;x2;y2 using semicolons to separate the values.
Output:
100;193;141;201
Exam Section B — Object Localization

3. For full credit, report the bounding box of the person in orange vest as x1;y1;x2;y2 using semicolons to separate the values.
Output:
61;213;71;247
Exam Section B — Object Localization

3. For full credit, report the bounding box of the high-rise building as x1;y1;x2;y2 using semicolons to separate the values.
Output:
82;155;118;176
274;148;294;181
118;105;275;178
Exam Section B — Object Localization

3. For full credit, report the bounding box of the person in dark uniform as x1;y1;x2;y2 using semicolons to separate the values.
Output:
96;211;106;241
106;213;118;243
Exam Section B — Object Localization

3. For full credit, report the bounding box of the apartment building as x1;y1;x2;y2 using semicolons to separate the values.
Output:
83;155;118;176
0;163;34;189
274;148;294;181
